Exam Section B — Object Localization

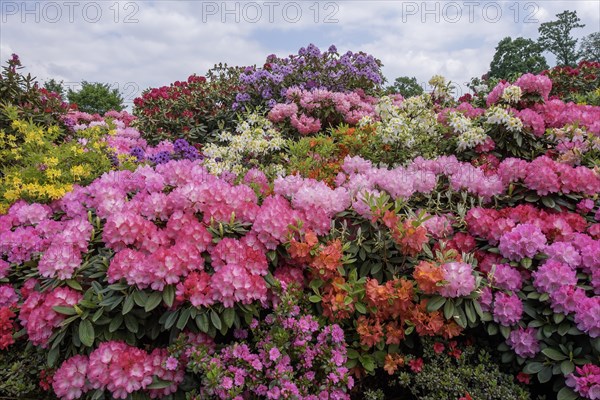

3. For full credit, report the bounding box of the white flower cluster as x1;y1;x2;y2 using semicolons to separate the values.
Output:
203;113;285;175
501;85;523;104
474;83;489;93
371;95;439;148
447;111;489;151
428;75;454;100
485;106;523;133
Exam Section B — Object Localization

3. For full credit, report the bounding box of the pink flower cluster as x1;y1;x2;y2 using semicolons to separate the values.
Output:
274;175;350;234
514;73;552;101
491;264;522;292
53;341;184;400
188;308;352;400
534;100;600;134
566;364;600;400
506;327;540;358
498;156;600;196
438;262;476;298
19;286;82;347
498;223;547;261
268;88;376;135
492;292;523;326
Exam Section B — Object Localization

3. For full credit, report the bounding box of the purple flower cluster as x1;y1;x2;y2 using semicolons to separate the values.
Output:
186;301;353;399
506;327;540;358
129;139;200;164
235;44;384;109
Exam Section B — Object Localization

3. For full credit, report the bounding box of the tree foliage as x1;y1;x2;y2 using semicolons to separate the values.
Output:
43;79;65;98
67;81;124;114
489;37;549;80
579;32;600;62
538;10;585;66
386;76;424;98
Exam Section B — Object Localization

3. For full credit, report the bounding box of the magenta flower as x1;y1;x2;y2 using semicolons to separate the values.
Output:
506;327;540;358
493;292;523;326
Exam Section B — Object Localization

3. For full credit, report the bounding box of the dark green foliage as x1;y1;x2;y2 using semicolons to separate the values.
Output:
386;76;424;98
0;55;69;134
579;32;600;62
0;341;55;399
489;37;549;80
67;81;124;115
538;10;585;67
395;339;531;400
44;79;65;98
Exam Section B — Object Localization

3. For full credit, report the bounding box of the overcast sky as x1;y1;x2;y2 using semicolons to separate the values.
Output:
1;0;599;105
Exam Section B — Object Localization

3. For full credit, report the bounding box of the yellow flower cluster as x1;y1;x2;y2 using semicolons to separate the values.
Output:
0;115;113;212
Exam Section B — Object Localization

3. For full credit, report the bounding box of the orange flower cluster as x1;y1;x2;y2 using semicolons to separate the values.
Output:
409;300;462;339
381;211;429;257
322;277;355;321
383;353;405;375
365;278;413;319
312;240;344;280
413;261;444;294
289;231;356;321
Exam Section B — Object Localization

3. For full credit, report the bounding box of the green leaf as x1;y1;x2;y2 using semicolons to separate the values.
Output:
145;292;163;312
542;348;568;361
542;197;556;209
426;296;446;312
146;378;174;390
499;325;511;339
122;295;134;315
133;291;148;307
520;258;532;269
53;306;77;315
66;279;83;291
355;302;367;314
79;320;95;347
443;300;455;320
560;360;575;376
538;366;553;383
164;311;178;330
525;194;540;202
124;314;139;333
523;362;544;374
162;285;175;308
487;324;498;336
557;387;578;400
210;310;222;330
176;308;191;330
196;313;209;333
309;295;322;303
222;308;235;329
47;345;60;367
464;302;476;324
109;314;123;332
346;349;359;359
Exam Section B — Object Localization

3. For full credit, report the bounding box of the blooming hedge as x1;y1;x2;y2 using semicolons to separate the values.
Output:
1;45;600;400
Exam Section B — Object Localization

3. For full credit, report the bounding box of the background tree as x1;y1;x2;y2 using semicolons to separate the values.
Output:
67;81;124;114
488;37;549;79
43;79;65;98
386;76;424;97
579;32;600;62
538;10;585;66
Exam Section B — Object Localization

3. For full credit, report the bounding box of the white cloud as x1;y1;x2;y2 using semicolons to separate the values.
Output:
0;0;597;103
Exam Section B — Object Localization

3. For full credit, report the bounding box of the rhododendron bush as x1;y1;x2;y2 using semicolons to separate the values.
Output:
1;45;600;400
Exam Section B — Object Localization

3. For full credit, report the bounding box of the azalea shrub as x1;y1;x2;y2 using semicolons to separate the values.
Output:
133;64;241;145
0;54;72;138
0;107;115;213
392;338;531;400
542;61;600;104
235;44;385;110
1;44;600;400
